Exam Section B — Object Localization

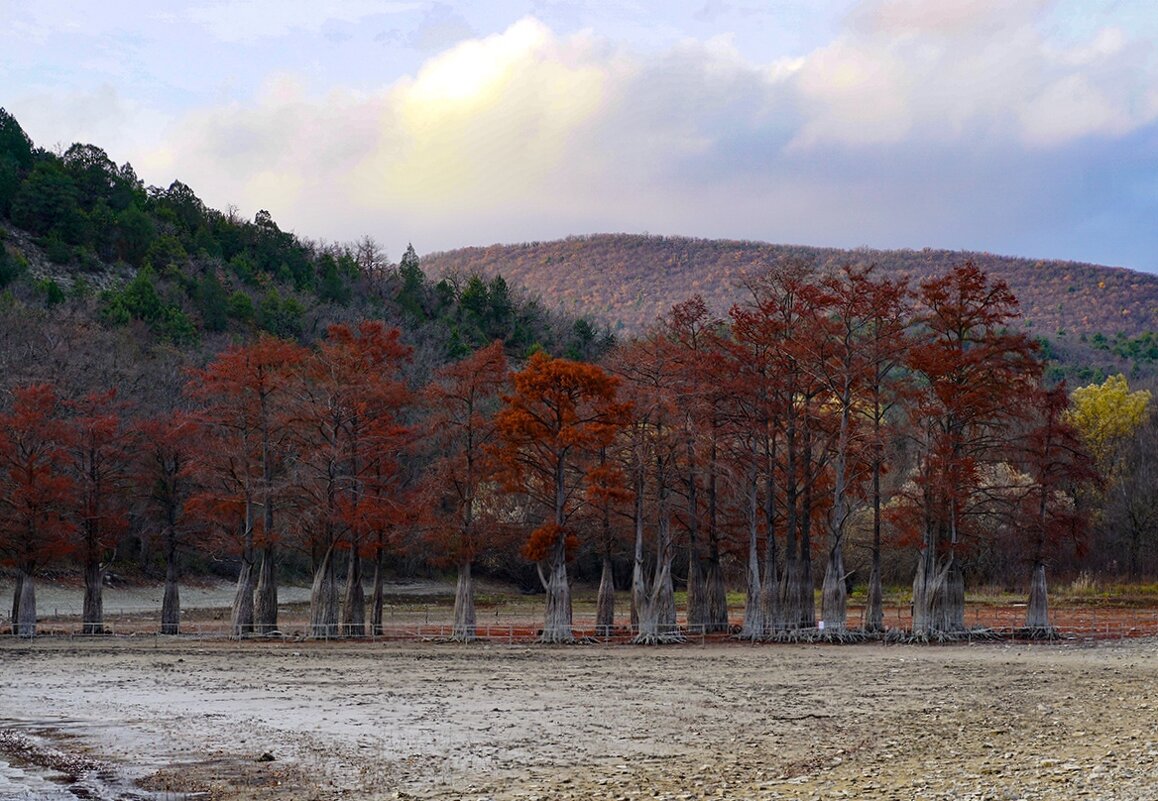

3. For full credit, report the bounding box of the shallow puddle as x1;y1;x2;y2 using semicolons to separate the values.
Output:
0;721;198;801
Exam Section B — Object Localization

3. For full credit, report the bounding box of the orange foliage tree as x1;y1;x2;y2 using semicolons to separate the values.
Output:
187;335;308;636
134;411;197;634
903;263;1041;636
494;352;629;642
66;388;134;635
0;384;75;637
295;321;412;638
422;340;509;640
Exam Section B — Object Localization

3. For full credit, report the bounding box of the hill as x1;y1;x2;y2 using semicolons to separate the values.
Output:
0;107;611;406
422;234;1157;338
422;234;1158;383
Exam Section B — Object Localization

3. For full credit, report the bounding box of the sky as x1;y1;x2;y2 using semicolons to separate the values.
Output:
3;0;1158;272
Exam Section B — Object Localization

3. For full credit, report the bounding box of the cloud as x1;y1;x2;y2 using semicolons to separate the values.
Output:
791;0;1158;149
123;9;1158;269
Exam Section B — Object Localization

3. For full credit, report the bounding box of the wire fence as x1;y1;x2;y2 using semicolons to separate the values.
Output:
6;604;1158;644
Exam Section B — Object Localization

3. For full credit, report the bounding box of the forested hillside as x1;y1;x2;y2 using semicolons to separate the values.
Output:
423;235;1158;382
2;107;1156;645
0;109;611;399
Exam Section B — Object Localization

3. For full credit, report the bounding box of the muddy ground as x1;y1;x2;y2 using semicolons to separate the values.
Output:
2;636;1156;800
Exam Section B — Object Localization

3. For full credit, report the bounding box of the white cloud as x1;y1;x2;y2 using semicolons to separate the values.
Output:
790;1;1158;149
97;8;1158;268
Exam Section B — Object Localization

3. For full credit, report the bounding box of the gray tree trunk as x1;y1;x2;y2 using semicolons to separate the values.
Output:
864;458;885;632
16;572;36;638
1025;561;1051;632
630;468;644;631
822;388;853;633
341;549;366;637
595;555;615;635
797;426;817;629
371;546;386;636
683;429;705;632
781;558;807;630
686;555;704;632
230;560;256;638
309;545;340;639
452;559;476;641
634;558;678;643
540;557;573;643
703;436;729;632
633;487;680;644
820;545;847;632
254;543;278;634
11;572;23;634
739;471;764;639
161;556;180;635
702;555;729;632
912;548;965;636
864;560;884;632
82;558;105;635
540;457;573;643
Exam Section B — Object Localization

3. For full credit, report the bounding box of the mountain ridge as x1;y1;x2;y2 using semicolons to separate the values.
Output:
422;233;1158;340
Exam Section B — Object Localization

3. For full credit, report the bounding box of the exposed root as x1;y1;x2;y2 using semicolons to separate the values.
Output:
1013;626;1063;640
764;627;877;644
885;627;1003;644
630;632;686;645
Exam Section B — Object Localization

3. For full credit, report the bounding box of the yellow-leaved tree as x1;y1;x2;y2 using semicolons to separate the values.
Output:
1067;374;1155;578
1067;374;1151;474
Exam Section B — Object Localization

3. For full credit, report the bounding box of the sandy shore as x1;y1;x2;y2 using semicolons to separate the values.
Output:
2;636;1157;800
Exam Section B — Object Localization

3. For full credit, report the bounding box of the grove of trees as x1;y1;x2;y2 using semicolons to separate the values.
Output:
2;108;1155;643
5;253;1153;642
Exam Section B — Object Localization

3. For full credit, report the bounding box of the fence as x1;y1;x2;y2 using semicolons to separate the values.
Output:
6;603;1158;643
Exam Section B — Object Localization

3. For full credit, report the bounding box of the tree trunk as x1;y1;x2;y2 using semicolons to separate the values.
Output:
16;572;36;638
797;425;817;629
540;557;573;643
341;549;366;637
11;572;23;634
231;560;256;638
820;544;847;632
452;559;477;641
703;433;728;633
1025;561;1051;632
540;456;573;643
683;426;705;632
309;545;340;639
739;470;764;639
822;388;853;634
865;559;884;633
686;555;705;632
634;558;678;643
82;556;105;635
702;554;728;633
864;458;885;632
634;484;680;645
762;436;782;634
161;550;180;635
310;544;338;638
595;554;615;635
781;558;807;630
371;544;386;636
630;467;644;631
254;543;278;634
912;548;965;636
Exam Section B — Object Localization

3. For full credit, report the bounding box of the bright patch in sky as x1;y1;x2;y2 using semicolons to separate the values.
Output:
3;0;1157;272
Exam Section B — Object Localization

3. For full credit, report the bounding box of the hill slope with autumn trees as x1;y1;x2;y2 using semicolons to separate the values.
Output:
423;234;1158;381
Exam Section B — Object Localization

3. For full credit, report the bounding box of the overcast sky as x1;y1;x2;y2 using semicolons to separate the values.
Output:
4;0;1158;272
